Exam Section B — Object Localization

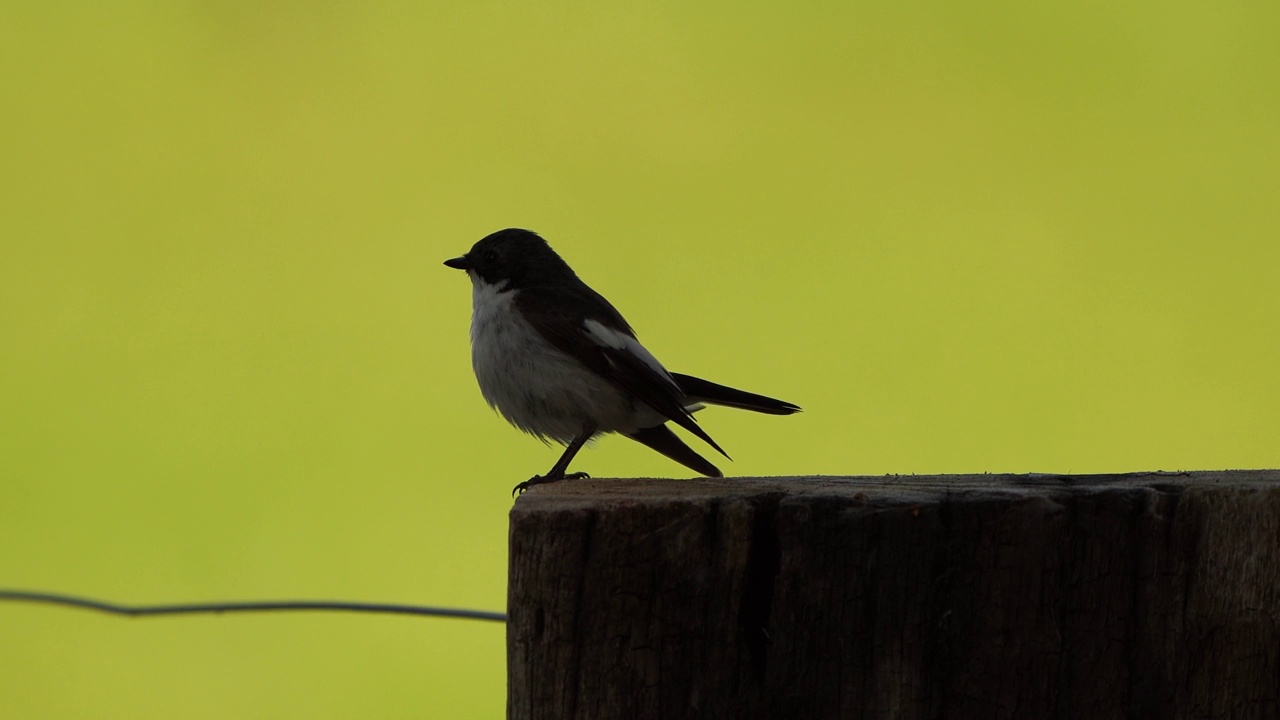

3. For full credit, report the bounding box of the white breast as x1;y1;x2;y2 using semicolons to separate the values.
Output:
467;277;664;443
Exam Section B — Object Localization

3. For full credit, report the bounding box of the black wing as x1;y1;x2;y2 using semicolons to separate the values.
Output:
515;286;729;458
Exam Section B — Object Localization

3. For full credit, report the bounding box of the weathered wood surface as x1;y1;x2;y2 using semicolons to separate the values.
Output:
507;470;1280;720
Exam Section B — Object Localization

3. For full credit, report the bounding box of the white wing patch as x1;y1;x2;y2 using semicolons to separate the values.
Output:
582;319;679;390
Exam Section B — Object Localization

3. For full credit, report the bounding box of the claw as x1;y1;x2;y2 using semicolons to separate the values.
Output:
511;471;591;497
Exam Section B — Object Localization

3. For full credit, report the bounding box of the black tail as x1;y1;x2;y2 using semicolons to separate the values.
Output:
626;425;723;477
672;373;801;415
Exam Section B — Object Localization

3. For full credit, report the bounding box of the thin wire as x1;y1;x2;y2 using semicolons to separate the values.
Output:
0;589;506;623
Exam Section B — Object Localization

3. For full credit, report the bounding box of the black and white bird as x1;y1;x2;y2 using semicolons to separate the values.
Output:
445;228;799;493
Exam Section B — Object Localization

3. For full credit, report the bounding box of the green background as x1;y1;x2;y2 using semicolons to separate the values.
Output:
2;2;1277;717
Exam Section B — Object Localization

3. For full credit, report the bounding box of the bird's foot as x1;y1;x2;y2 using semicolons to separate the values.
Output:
512;471;590;497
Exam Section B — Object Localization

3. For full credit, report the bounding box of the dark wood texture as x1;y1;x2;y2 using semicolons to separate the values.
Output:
507;471;1280;720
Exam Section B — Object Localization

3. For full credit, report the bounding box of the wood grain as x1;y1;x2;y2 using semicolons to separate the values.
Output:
508;471;1280;720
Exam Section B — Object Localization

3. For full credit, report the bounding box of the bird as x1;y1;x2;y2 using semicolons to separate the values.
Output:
444;228;800;493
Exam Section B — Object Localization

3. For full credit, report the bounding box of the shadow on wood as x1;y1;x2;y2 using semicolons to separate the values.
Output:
507;470;1280;720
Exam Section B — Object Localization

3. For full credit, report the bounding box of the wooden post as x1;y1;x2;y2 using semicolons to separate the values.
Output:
507;470;1280;720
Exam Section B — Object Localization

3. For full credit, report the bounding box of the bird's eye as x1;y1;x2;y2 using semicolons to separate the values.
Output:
483;250;499;264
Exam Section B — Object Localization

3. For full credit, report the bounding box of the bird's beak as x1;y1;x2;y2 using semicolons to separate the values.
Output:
444;255;471;270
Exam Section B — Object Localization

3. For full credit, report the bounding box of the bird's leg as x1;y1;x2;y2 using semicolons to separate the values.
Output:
513;424;597;496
